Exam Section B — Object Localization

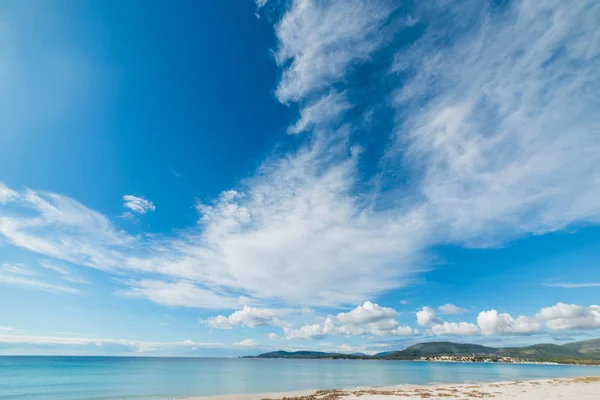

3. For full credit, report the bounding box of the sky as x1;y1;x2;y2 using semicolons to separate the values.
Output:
0;0;599;357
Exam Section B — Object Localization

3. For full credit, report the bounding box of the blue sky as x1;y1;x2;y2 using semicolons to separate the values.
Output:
1;0;599;357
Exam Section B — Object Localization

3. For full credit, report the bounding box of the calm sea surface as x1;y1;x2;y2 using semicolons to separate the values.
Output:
1;357;599;400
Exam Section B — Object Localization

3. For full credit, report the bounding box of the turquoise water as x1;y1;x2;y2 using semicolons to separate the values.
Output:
1;357;599;400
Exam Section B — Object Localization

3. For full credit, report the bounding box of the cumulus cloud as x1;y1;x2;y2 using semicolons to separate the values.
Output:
417;307;478;336
122;195;155;214
430;322;479;336
203;306;291;329
416;307;443;327
537;303;600;331
285;301;416;340
438;304;468;315
336;301;399;324
477;310;543;336
418;303;600;337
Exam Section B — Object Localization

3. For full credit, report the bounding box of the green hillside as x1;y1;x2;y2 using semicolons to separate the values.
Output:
561;338;600;357
379;342;498;359
252;339;600;363
251;350;363;359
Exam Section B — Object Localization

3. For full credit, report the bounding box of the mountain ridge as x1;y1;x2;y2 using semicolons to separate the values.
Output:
249;339;600;364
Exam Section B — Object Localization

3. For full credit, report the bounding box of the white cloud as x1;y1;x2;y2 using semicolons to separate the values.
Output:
391;0;600;246
438;304;468;315
0;333;225;353
477;310;543;336
118;280;246;310
416;307;479;336
203;306;291;329
416;307;442;327
274;0;395;103
288;91;351;134
430;322;479;336
267;333;280;340
39;260;88;284
0;187;133;274
2;263;35;276
0;327;13;332
122;195;155;214
285;301;416;339
285;321;332;340
0;177;426;308
418;303;600;337
0;183;18;204
537;303;600;331
543;282;600;288
0;262;82;294
234;338;258;348
0;272;79;294
336;301;399;324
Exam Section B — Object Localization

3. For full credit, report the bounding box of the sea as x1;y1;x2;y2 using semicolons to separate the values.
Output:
1;357;599;400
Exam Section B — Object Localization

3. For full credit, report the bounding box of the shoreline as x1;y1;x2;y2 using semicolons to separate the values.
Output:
182;376;600;400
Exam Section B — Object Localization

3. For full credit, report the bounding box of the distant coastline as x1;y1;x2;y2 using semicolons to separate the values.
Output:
246;338;600;365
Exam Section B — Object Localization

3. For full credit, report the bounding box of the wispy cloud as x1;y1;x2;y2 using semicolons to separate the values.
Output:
543;282;600;288
0;183;18;204
389;0;600;246
122;195;155;214
274;0;396;103
117;279;249;310
0;333;226;354
0;271;79;294
2;263;35;276
39;260;88;284
233;338;258;348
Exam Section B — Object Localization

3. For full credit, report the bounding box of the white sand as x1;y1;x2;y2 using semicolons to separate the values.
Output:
183;377;600;400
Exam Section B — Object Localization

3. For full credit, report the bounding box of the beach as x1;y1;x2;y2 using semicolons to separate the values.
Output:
184;377;600;400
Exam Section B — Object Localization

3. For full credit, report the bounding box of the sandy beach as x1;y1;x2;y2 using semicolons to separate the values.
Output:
184;377;600;400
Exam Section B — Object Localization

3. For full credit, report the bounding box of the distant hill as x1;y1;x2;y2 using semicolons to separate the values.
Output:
379;342;498;359
251;339;600;363
251;350;364;359
562;339;600;358
255;351;337;358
